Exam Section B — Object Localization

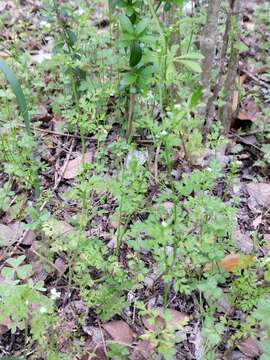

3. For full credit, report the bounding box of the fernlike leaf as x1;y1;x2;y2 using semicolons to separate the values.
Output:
0;59;31;135
119;14;134;34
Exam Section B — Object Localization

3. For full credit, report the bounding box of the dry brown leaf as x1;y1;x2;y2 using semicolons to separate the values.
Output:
238;100;260;122
131;340;155;360
103;320;135;345
0;51;9;59
238;337;261;358
234;226;253;254
204;254;254;272
62;152;93;179
83;325;108;360
246;183;270;207
0;222;35;246
142;307;188;332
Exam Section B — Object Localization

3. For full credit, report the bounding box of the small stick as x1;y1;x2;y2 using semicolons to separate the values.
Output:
97;319;108;356
242;69;270;89
126;93;135;140
154;143;161;184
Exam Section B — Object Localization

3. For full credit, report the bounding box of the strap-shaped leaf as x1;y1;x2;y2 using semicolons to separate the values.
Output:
0;59;31;135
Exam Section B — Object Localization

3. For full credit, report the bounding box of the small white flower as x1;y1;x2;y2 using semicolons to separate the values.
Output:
161;130;167;136
207;167;212;172
25;300;29;305
39;306;47;314
50;288;61;300
161;221;168;227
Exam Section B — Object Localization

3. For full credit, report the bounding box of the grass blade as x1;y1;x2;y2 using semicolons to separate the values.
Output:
0;59;31;135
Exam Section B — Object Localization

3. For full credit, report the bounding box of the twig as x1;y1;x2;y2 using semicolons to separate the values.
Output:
229;131;263;152
154;143;161;184
16;123;96;141
53;138;75;191
126;93;136;140
242;69;270;89
97;319;108;356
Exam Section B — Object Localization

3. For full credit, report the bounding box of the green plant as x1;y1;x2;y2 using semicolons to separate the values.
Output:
0;256;55;356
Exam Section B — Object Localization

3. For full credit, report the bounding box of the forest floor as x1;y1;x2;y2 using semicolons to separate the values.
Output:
0;0;270;359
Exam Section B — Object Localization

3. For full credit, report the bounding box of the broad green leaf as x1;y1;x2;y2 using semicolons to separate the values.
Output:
135;18;149;36
179;59;201;73
121;73;137;86
1;266;15;280
17;264;32;279
66;28;77;46
119;14;134;34
179;52;204;60
0;59;31;135
130;42;142;67
6;255;26;268
234;41;249;52
108;0;118;12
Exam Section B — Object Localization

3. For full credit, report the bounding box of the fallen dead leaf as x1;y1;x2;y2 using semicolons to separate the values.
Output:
103;320;135;345
204;254;254;272
0;51;9;59
234;225;253;254
0;222;35;246
237;100;260;122
142;307;188;332
62;152;93;179
131;340;155;360
83;325;107;360
225;350;253;360
246;183;270;207
238;337;261;358
0;224;17;246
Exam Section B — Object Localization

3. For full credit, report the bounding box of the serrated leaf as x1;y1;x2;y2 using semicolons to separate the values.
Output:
179;59;201;73
1;267;15;280
6;255;26;268
16;264;32;280
129;42;142;67
0;59;31;135
119;14;134;34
